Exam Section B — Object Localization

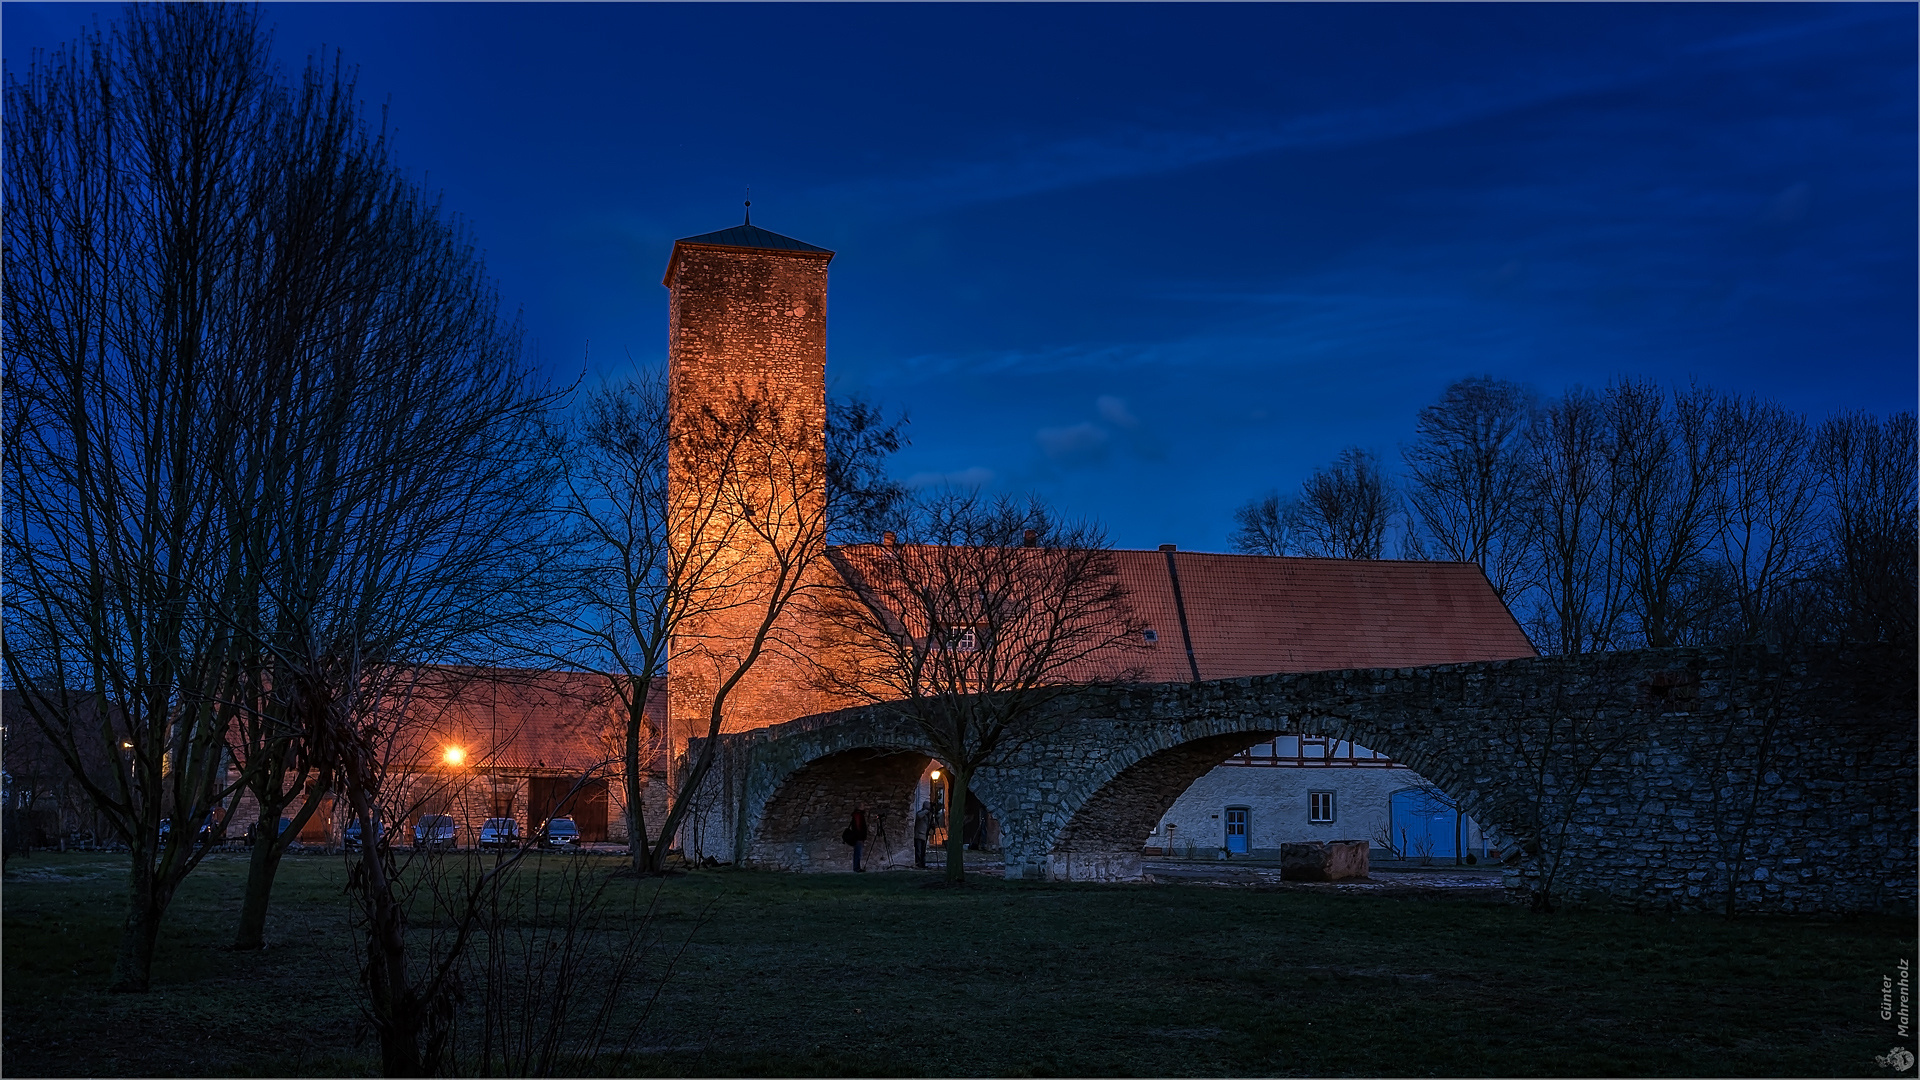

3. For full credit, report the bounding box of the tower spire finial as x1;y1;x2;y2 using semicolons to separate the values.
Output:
743;187;751;226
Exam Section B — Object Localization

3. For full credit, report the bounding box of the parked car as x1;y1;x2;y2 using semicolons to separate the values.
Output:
540;817;579;849
343;817;384;851
477;817;521;849
414;814;458;849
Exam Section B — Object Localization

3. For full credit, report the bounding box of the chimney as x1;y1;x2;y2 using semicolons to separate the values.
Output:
881;530;897;547
1022;529;1038;548
1158;543;1177;552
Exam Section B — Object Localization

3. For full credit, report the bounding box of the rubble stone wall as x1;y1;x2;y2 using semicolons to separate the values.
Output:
689;644;1915;915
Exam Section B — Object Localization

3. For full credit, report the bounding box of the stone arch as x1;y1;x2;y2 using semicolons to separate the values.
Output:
745;746;932;871
1027;702;1516;882
1037;729;1281;881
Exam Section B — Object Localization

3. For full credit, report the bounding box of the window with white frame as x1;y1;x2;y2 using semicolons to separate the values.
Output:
1309;790;1335;823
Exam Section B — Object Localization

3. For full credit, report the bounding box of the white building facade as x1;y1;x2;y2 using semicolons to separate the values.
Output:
1149;735;1491;863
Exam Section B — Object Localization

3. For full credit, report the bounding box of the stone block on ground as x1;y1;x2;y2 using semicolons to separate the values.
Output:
1327;839;1369;881
1280;841;1329;881
1280;840;1370;881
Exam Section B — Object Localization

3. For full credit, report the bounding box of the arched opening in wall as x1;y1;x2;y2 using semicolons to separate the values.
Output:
749;747;932;872
1048;728;1499;881
1152;734;1493;867
961;789;1002;852
1049;731;1276;881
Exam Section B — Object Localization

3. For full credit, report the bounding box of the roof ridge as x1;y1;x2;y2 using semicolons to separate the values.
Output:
674;222;832;254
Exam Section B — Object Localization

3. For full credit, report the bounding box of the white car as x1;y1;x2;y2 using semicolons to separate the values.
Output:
414;814;458;849
477;817;521;849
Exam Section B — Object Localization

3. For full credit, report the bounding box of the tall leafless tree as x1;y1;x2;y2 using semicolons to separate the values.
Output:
3;4;277;991
1228;493;1290;556
1602;380;1733;647
212;40;558;955
5;1;562;990
826;393;910;545
1520;388;1623;654
551;377;902;875
548;376;682;877
1811;411;1918;649
1713;398;1821;645
1292;447;1395;560
1402;376;1538;597
816;491;1145;882
644;386;833;873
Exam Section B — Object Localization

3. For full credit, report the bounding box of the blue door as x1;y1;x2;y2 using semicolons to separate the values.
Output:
1224;807;1249;854
1389;789;1457;858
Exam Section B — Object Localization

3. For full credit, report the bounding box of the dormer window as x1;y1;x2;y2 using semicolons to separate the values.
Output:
1143;629;1159;643
946;626;978;651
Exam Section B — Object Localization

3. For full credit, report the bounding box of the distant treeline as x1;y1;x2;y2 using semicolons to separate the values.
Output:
1232;377;1916;655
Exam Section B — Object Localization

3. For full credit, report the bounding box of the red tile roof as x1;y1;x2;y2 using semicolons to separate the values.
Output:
826;545;1535;686
1109;549;1536;679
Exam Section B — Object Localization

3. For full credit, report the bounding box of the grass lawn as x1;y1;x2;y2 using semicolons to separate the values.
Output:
2;850;1912;1077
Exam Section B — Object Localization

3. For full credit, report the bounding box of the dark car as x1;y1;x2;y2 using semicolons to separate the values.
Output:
477;817;521;849
540;817;579;849
414;814;458;849
343;817;384;851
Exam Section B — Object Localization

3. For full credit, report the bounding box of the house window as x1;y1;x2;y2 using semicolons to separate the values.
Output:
946;626;978;651
1309;791;1335;823
1143;629;1159;643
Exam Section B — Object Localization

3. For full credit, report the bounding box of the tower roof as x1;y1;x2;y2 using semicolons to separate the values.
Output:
664;223;834;286
674;223;832;254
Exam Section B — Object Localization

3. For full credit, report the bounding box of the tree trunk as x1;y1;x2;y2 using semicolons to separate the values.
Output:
233;820;287;950
366;876;425;1077
944;768;969;883
111;859;169;992
625;701;650;876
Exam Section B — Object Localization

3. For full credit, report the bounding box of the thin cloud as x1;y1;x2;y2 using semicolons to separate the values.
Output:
1036;422;1109;464
1097;395;1139;429
802;9;1901;224
904;466;996;489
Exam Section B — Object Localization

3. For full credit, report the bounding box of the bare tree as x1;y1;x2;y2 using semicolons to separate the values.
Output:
1403;376;1537;597
648;387;833;873
1228;493;1290;556
1811;411;1918;648
826;393;910;545
552;378;895;875
816;491;1145;882
1521;389;1623;655
1714;398;1820;644
214;44;558;953
1602;380;1733;647
1292;447;1395;560
3;4;278;991
548;376;681;876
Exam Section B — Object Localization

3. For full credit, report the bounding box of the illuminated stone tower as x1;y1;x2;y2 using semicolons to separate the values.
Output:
662;217;833;755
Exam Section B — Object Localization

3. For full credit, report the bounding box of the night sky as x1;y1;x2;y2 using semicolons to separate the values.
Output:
6;3;1913;551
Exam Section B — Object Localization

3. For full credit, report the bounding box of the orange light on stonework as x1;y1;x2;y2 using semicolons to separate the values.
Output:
443;745;467;767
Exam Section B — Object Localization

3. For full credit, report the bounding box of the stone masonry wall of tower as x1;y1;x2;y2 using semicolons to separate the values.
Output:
664;240;834;766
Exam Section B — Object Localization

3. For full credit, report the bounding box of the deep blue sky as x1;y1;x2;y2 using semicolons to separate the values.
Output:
7;4;1913;551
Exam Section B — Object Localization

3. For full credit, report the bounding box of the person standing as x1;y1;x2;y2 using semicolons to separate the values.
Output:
845;809;869;872
912;803;932;869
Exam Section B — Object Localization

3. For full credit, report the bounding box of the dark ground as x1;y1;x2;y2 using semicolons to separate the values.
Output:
2;850;1911;1077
